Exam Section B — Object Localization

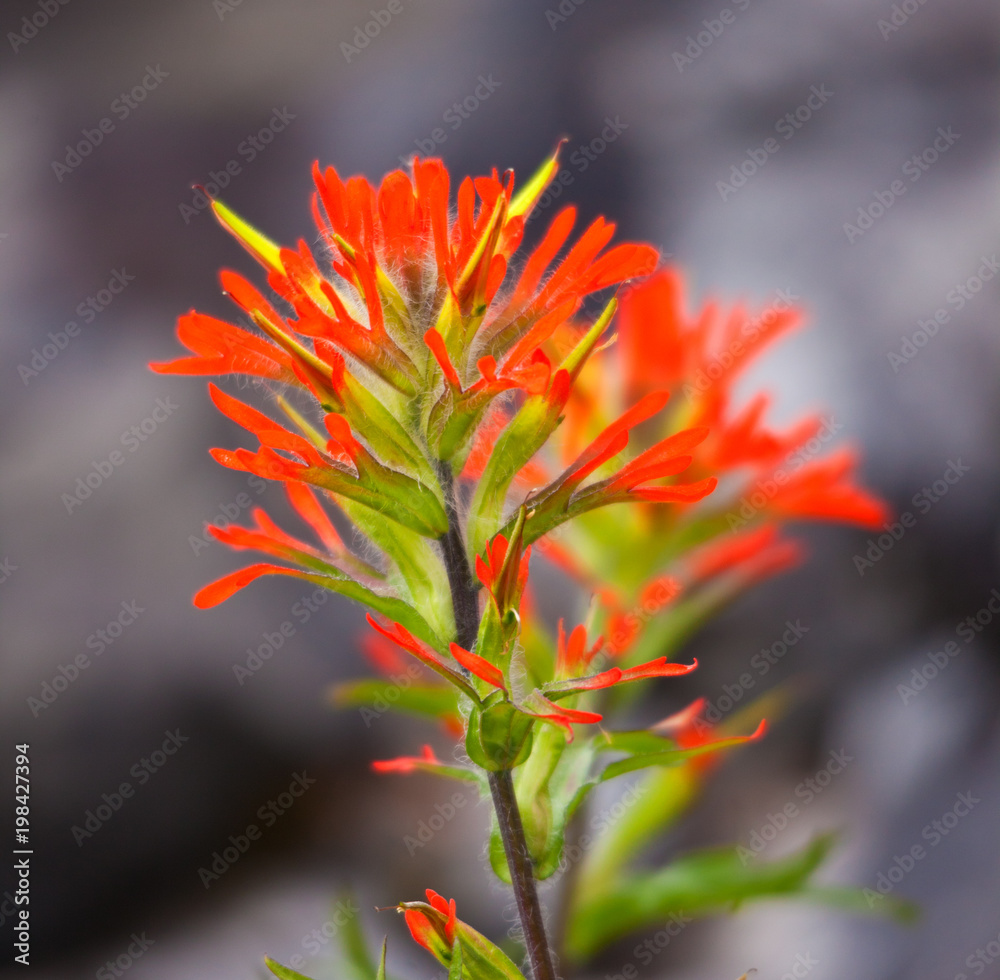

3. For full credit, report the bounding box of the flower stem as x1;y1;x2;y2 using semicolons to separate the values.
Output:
436;463;558;980
488;768;558;980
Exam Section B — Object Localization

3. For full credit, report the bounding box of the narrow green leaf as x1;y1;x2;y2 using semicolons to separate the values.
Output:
337;495;455;646
310;573;446;653
565;835;836;961
376;938;388;980
337;896;379;980
598;732;766;782
330;680;459;722
212;198;284;274
447;933;464;980
467;392;563;561
341;371;439;488
800;886;919;923
264;957;318;980
576;766;698;896
454;919;529;980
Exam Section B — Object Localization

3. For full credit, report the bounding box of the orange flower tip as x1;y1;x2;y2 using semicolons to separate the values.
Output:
449;643;505;689
371;745;439;775
750;718;768;740
652;696;707;735
193;563;305;609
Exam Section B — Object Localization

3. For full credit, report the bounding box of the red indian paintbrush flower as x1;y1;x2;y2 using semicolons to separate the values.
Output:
153;150;715;661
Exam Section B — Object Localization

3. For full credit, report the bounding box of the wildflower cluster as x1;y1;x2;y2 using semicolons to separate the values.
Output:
156;148;894;980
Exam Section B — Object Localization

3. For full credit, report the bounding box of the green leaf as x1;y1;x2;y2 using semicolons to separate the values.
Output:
447;933;464;980
303;571;446;653
376;938;388;980
453;919;528;980
565;835;836;962
212;198;284;274
330;679;459;722
576;766;698;896
337;494;455;647
304;460;446;539
598;730;675;755
466;392;563;562
337;897;380;980
490;733;599;882
339;372;440;489
264;957;318;980
507;723;566;871
530;734;598;879
508;145;562;219
598;732;766;782
560;296;617;381
403;897;528;980
799;885;919;923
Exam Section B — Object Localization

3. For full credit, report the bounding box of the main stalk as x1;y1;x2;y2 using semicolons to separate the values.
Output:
436;465;558;980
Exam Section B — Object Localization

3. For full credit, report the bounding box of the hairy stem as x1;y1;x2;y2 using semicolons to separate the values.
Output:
489;769;558;980
436;463;558;980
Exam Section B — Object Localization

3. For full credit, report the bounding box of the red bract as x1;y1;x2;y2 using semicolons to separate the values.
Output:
403;888;457;955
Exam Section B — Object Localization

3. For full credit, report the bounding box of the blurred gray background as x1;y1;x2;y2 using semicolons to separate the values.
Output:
1;1;999;978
